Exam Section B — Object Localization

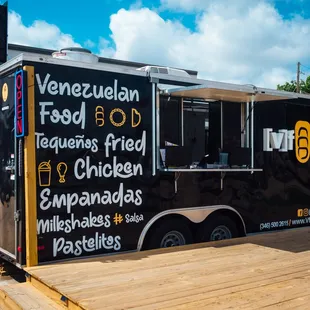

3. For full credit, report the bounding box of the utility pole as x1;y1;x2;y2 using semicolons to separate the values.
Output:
297;61;301;93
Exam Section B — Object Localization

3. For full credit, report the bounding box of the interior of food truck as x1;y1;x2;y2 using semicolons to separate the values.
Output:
158;89;259;173
156;81;302;175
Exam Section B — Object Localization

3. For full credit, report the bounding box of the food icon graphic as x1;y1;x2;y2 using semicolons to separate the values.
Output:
95;106;104;127
2;83;8;102
38;160;52;187
57;162;68;184
132;108;141;128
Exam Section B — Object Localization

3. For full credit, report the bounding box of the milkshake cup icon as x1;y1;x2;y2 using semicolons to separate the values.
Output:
38;160;51;187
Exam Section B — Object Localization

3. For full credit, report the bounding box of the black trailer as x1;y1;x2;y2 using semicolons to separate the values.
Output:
1;51;310;268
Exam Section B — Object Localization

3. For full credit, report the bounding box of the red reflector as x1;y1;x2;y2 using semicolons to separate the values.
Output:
17;246;22;253
38;245;45;251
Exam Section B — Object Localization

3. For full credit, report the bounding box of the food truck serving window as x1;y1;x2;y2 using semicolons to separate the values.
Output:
154;82;295;173
150;73;302;175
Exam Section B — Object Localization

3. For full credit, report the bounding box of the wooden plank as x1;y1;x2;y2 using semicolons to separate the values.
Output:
24;227;310;309
262;295;310;310
23;65;38;267
167;277;310;310
0;283;65;310
27;233;309;288
40;252;305;296
0;288;23;310
29;275;83;310
55;256;310;309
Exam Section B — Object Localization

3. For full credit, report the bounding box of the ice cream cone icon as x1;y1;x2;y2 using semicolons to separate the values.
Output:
38;161;52;187
57;162;68;184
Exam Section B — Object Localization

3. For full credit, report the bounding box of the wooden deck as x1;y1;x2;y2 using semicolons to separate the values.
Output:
1;227;310;309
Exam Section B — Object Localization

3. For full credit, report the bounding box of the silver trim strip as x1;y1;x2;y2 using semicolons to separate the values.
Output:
161;168;262;172
156;89;161;169
3;53;310;100
220;101;223;149
181;98;184;146
154;73;310;100
152;83;156;176
0;54;23;75
14;138;18;257
246;101;250;148
137;205;246;251
0;247;16;259
251;95;255;172
1;53;148;77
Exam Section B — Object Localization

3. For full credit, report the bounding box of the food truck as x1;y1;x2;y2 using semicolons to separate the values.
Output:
1;49;310;268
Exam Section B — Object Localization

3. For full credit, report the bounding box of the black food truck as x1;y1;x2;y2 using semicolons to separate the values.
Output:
1;50;310;268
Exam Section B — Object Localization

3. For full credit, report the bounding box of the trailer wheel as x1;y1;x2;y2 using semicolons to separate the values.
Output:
197;215;239;242
146;218;193;250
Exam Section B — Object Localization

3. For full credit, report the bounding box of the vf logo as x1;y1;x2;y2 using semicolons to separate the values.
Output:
263;120;310;164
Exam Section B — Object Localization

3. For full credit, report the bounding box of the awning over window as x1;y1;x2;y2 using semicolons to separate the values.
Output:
162;84;306;103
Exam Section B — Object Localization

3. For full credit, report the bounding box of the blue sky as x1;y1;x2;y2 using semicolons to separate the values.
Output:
8;0;199;52
8;0;310;50
5;0;310;88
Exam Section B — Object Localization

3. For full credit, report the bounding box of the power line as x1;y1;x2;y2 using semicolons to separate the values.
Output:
300;63;310;71
298;62;310;94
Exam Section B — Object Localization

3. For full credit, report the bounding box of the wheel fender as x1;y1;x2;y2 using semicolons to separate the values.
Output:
137;205;246;251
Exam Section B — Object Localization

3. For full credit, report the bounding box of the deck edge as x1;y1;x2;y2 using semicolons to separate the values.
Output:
26;273;83;310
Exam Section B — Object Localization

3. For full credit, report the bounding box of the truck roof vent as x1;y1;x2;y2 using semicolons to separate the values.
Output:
52;47;99;64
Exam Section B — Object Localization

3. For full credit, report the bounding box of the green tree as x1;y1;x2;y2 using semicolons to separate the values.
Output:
277;75;310;94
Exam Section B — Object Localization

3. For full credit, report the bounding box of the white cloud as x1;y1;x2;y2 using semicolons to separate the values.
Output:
259;67;295;88
98;37;115;58
7;1;310;89
84;39;96;49
130;0;143;10
107;0;310;88
8;11;80;50
159;0;209;12
110;8;192;65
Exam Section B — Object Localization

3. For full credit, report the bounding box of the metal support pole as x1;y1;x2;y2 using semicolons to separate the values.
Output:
220;101;223;149
156;89;161;170
221;101;224;189
181;98;184;146
152;83;156;175
251;95;255;174
246;101;250;148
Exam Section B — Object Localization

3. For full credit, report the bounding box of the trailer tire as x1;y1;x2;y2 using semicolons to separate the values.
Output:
146;218;193;250
197;215;239;242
